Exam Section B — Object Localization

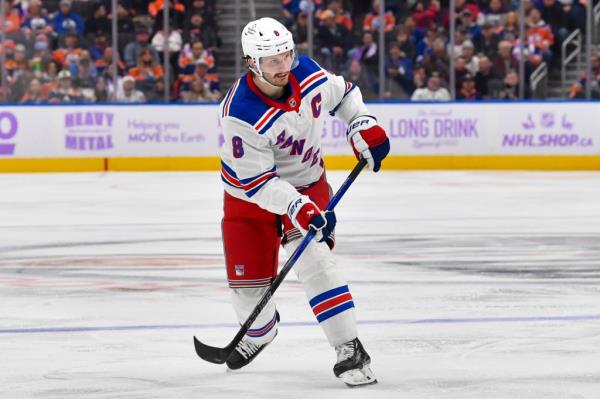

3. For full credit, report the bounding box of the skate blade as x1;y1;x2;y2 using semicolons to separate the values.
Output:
339;365;378;388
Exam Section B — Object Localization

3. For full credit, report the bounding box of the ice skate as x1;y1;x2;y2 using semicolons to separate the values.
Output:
226;312;279;370
333;338;378;387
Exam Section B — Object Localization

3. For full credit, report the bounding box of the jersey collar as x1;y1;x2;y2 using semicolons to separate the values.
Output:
245;72;301;113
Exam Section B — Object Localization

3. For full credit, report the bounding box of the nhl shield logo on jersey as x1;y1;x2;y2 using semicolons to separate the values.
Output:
288;98;297;108
235;264;245;276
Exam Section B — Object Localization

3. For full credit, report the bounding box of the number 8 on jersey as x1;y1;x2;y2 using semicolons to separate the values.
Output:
232;136;245;158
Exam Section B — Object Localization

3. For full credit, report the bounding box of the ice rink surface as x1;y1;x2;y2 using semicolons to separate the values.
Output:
1;170;600;399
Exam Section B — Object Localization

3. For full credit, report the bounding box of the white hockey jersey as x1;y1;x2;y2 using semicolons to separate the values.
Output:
219;56;369;216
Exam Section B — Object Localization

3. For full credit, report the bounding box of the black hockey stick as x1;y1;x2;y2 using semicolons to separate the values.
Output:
193;158;368;364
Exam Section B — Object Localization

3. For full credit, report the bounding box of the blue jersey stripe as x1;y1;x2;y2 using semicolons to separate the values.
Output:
301;77;328;99
226;73;272;127
245;175;277;198
221;161;238;178
316;301;355;323
291;56;324;82
258;109;286;134
239;166;276;184
309;285;349;307
221;175;240;188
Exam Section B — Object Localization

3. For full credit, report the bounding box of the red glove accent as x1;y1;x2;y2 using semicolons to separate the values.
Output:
349;125;388;159
294;202;322;231
288;196;336;242
358;125;388;148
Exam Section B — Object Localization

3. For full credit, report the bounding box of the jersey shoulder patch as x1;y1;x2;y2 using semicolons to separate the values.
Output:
221;74;287;135
221;74;270;124
292;56;323;82
292;56;329;99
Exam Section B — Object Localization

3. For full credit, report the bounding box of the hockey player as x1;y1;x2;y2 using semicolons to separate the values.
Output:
219;17;389;387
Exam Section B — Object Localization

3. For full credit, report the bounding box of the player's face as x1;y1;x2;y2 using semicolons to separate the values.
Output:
260;51;294;86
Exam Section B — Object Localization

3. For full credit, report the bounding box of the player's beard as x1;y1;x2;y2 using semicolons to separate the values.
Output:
265;71;290;87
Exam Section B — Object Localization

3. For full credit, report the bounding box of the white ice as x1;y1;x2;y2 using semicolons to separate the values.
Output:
1;170;600;399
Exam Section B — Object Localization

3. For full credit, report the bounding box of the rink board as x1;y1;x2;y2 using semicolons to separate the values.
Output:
1;155;600;172
1;102;599;171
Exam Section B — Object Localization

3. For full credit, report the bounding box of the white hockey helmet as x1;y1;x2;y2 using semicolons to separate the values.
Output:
241;17;296;77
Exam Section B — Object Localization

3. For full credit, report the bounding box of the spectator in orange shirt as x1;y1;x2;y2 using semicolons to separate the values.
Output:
128;48;164;81
178;40;215;81
327;0;352;32
2;0;21;34
152;0;186;32
127;47;164;96
179;58;221;101
525;7;554;65
52;31;83;67
95;47;125;77
1;40;17;69
526;8;554;51
363;0;396;34
148;0;185;17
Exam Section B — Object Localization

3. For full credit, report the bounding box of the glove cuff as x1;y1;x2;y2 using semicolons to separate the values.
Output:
346;115;378;143
288;196;322;232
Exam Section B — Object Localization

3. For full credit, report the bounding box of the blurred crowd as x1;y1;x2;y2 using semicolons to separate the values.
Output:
285;0;590;100
0;0;221;103
0;0;595;103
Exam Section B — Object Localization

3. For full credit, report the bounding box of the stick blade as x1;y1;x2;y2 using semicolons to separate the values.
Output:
193;336;232;364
